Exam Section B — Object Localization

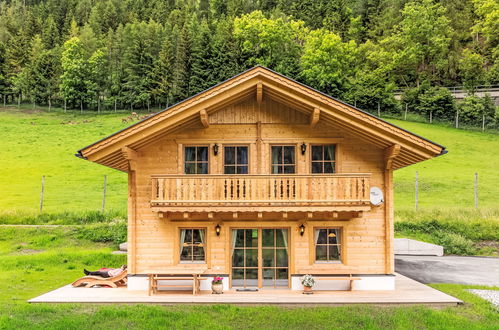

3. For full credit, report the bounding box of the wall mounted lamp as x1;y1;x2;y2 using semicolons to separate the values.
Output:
213;144;219;156
299;224;305;236
301;142;307;155
215;224;221;236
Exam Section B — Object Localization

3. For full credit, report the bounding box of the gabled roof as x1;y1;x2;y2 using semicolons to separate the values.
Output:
77;66;446;172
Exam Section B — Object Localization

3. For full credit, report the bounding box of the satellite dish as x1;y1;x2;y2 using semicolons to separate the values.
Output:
370;187;384;206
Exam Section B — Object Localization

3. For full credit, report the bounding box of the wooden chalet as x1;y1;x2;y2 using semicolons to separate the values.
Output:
77;66;446;291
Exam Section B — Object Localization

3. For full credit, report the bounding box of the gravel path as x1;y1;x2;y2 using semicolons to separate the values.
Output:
468;289;499;308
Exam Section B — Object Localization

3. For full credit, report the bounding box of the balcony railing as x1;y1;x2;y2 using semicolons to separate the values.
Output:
150;174;371;212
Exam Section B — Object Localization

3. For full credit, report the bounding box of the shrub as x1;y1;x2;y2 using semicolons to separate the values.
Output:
402;84;455;121
457;94;496;126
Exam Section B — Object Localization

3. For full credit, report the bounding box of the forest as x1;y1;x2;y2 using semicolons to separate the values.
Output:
0;0;497;127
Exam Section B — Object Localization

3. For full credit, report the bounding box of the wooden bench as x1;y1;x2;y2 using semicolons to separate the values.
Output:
314;274;361;291
298;271;361;291
147;272;207;296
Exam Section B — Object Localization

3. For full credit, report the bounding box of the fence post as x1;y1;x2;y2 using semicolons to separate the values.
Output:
474;172;478;209
455;109;459;129
39;175;45;212
102;175;107;213
377;101;381;117
404;103;408;120
415;171;419;211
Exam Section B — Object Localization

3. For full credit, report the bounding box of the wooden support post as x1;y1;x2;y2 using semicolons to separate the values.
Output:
310;108;320;127
384;168;394;274
39;175;45;213
474;172;478;209
256;82;263;104
199;109;209;128
101;175;107;213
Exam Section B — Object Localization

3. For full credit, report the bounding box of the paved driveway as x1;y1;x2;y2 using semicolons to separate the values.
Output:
395;255;499;286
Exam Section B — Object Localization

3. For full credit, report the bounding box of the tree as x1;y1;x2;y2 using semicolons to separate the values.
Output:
380;0;452;86
234;11;307;77
188;17;212;95
300;28;357;98
208;17;243;86
151;34;174;108
346;40;399;114
0;42;8;104
87;48;109;112
459;49;486;94
171;23;191;102
60;37;89;110
121;21;163;109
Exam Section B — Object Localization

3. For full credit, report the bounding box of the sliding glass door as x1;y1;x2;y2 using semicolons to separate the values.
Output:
231;228;289;288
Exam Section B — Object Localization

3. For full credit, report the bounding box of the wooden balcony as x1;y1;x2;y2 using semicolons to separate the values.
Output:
150;174;371;213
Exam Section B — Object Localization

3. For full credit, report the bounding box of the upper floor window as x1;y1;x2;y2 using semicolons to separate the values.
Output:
224;146;249;174
184;146;208;174
180;229;206;262
271;145;296;174
311;145;336;174
314;228;341;262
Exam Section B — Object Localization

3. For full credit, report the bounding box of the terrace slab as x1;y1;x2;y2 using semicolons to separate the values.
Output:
29;273;461;306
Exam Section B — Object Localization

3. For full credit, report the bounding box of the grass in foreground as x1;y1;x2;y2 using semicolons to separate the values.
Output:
0;227;498;329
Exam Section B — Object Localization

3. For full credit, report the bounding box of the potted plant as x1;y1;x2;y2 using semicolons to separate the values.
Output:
301;274;315;294
211;276;224;294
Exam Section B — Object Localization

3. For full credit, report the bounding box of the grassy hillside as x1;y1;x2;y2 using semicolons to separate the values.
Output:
0;106;128;214
0;106;498;214
392;119;499;210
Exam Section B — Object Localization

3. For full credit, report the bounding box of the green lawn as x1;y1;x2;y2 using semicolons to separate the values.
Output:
1;106;498;214
0;226;498;329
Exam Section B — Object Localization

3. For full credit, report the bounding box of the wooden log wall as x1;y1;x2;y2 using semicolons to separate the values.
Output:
128;95;390;277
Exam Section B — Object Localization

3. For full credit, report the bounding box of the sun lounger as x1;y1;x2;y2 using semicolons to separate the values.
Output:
71;270;128;288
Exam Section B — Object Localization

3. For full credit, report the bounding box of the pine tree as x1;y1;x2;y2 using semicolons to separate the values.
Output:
188;16;212;95
171;23;191;102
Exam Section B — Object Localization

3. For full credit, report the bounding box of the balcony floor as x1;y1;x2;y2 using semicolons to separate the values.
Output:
29;273;461;306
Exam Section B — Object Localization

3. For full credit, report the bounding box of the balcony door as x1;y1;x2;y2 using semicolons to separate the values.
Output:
231;228;289;289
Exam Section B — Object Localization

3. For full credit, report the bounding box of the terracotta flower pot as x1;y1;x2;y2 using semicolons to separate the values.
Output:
303;285;313;294
212;283;223;294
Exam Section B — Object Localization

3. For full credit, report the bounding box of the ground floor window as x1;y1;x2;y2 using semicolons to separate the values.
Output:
314;228;341;262
180;229;206;262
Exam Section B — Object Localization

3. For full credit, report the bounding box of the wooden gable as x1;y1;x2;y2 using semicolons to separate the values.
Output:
77;66;445;171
